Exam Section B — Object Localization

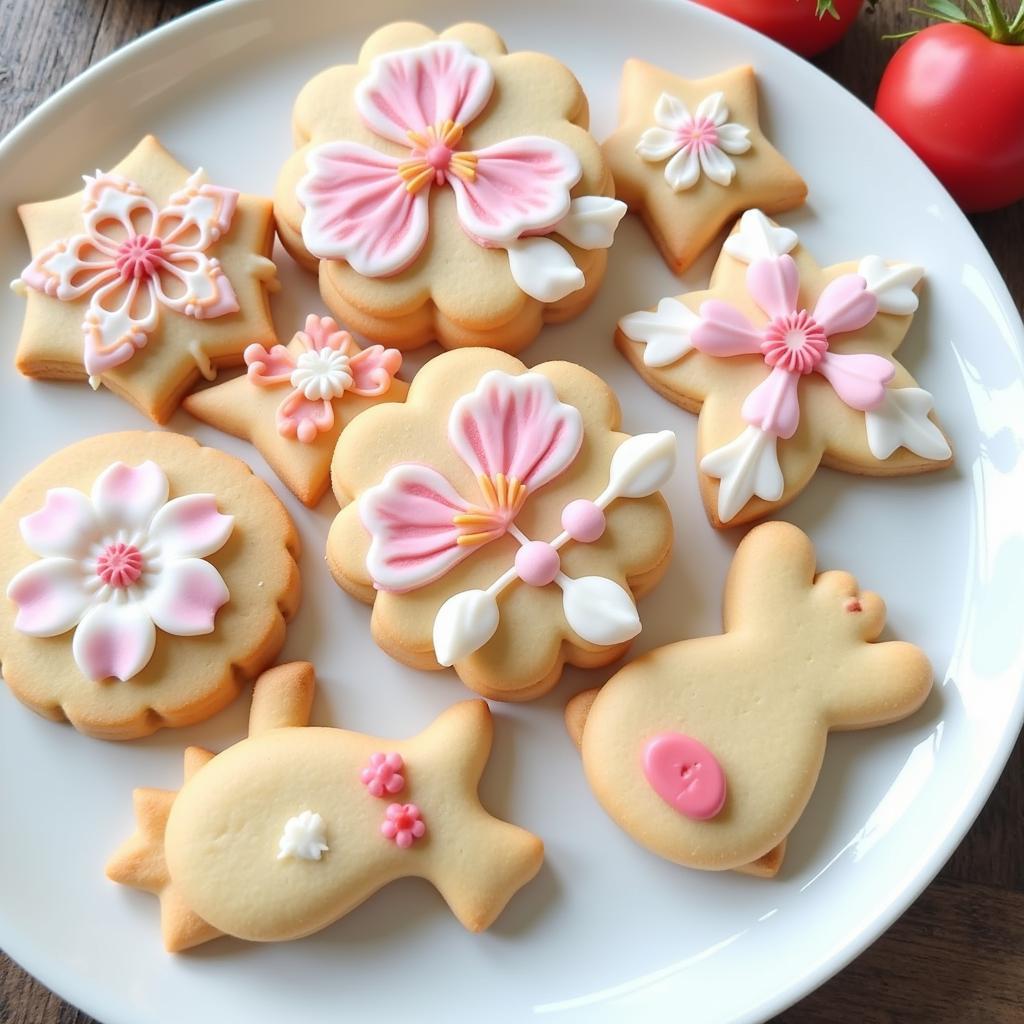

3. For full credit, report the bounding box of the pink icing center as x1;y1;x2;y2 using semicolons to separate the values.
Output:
95;542;143;588
381;803;426;849
642;731;727;821
514;541;560;587
760;311;828;374
680;116;718;151
115;234;164;281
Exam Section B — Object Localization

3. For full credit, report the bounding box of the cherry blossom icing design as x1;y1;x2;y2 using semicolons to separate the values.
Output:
619;210;951;523
6;461;233;682
358;371;677;665
381;803;426;849
244;314;402;443
296;40;626;303
636;91;752;191
277;810;329;861
361;752;406;797
17;170;240;386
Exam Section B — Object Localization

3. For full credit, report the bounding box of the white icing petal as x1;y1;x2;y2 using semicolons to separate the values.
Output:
619;297;700;368
433;589;500;667
90;461;169;534
505;236;585;302
654;91;690;130
715;122;752;155
723;209;799;265
560;575;641;646
147;494;234;560
695;91;728;126
605;431;677;500
143;558;230;637
865;388;951;461
19;487;101;559
553;197;627;250
6;558;91;637
664;146;701;192
700;426;784;523
857;256;924;315
698;145;736;187
277;810;329;861
636;127;679;161
72;601;156;682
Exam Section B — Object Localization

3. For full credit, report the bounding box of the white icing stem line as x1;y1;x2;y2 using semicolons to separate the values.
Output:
485;566;520;600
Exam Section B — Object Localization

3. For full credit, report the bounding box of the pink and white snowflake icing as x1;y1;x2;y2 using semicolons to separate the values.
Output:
296;40;626;302
17;170;240;383
357;370;677;666
6;461;233;682
244;314;402;443
361;752;406;797
381;803;426;849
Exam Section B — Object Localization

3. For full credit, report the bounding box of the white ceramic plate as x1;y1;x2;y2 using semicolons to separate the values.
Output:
1;1;1022;1021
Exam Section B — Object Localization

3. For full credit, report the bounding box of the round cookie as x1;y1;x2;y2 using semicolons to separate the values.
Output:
0;431;300;739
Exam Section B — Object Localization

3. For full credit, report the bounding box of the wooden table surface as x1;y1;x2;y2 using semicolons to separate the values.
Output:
0;2;1021;1022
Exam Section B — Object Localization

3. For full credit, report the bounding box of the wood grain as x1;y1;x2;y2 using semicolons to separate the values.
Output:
0;2;1021;1022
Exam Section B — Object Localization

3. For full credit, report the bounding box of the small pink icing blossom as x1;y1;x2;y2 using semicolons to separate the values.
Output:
381;803;426;849
360;752;405;797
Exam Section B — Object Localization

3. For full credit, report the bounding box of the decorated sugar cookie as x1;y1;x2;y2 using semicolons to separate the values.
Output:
185;314;407;506
106;662;544;949
10;135;279;423
603;61;806;273
617;209;952;527
274;22;626;352
328;348;676;701
0;432;300;739
566;522;933;876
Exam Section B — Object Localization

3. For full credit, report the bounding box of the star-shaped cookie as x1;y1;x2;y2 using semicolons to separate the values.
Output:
603;61;807;273
106;662;544;950
617;210;953;527
11;135;280;423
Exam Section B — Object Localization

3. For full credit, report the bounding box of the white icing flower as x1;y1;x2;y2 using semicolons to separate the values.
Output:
636;91;751;191
277;810;329;861
290;348;353;401
6;461;233;682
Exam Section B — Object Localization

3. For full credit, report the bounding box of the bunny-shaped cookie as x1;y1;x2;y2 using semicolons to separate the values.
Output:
566;521;932;875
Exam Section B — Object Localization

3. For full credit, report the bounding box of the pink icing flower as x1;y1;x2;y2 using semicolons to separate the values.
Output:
691;253;894;439
244;314;401;443
361;752;405;797
360;370;583;593
381;803;426;849
296;40;582;278
6;461;233;682
18;170;240;380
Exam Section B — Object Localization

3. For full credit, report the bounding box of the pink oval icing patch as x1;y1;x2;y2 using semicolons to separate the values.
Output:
642;732;727;821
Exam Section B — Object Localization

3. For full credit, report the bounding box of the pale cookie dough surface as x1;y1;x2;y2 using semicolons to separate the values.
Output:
107;662;544;949
14;135;279;423
327;348;674;701
573;522;933;873
0;431;300;739
274;22;617;352
603;61;806;273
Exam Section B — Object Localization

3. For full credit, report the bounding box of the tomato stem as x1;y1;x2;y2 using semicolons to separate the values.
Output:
982;0;1013;40
888;0;1024;42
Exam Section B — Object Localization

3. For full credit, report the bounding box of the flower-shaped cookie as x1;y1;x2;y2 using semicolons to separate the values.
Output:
185;314;407;506
11;136;280;423
604;62;806;273
618;210;952;527
274;22;625;352
328;349;676;701
0;431;300;739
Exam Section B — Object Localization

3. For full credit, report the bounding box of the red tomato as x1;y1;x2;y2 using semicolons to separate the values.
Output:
691;0;863;56
875;24;1024;212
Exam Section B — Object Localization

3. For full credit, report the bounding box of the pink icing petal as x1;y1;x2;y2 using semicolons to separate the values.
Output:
147;494;234;560
301;314;348;353
82;276;158;378
741;365;802;439
20;234;119;301
816;352;895;412
448;136;581;245
355;40;495;146
812;274;879;337
83;173;158;245
277;389;336;444
447;371;583;493
158;176;239;250
20;487;101;559
153;250;239;320
297;142;430;276
143;557;229;636
746;255;800;321
360;464;475;593
692;300;764;357
244;342;296;384
348;344;402;397
90;460;169;533
6;558;92;637
71;601;156;682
